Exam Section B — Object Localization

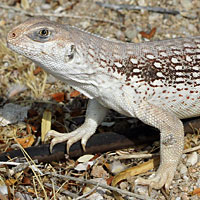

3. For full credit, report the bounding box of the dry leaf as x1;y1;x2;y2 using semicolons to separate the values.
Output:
109;160;126;175
27;188;35;194
51;92;65;102
91;165;109;178
16;135;34;148
70;90;80;98
33;66;43;75
190;188;200;196
74;161;94;171
5;179;17;186
41;110;52;142
140;27;156;39
22;176;31;185
26;124;32;135
77;154;94;163
112;157;160;200
106;176;114;185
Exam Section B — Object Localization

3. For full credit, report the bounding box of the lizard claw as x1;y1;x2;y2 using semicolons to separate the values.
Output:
45;126;96;153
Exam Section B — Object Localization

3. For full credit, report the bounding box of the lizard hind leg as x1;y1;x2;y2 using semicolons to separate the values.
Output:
134;100;184;190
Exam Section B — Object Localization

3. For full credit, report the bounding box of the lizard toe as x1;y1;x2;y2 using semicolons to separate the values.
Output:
136;176;165;190
49;132;73;153
45;130;64;141
136;166;175;190
66;135;83;153
81;132;96;152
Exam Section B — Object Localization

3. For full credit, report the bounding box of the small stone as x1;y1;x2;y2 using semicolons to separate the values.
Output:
179;164;188;174
114;30;125;41
80;21;91;29
196;177;200;187
119;181;128;190
180;0;193;10
182;175;189;181
186;152;198;166
148;13;161;24
180;194;189;200
41;4;51;10
181;186;189;192
135;185;148;195
138;0;147;6
125;27;137;42
187;24;198;33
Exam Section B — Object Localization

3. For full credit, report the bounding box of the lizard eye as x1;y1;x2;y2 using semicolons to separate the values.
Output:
39;29;50;37
28;28;52;42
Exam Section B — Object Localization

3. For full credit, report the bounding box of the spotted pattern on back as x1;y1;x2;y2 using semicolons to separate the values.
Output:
72;30;200;90
69;30;200;118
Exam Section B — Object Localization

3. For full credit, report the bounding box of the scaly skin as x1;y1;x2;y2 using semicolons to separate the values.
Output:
7;17;200;190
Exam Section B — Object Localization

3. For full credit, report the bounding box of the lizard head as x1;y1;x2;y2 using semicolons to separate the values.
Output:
7;17;76;73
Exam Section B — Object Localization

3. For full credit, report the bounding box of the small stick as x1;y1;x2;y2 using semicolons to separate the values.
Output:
96;2;180;15
75;183;99;200
44;183;85;199
45;172;153;200
183;144;200;154
116;144;200;160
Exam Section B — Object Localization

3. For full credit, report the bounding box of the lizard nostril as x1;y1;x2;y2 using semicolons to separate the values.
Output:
11;32;17;38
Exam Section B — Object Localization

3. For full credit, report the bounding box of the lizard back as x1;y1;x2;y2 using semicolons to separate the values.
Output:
70;28;200;118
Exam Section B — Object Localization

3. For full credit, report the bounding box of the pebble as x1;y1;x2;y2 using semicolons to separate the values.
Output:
114;30;125;41
182;175;189;181
180;0;193;10
138;0;147;6
135;185;148;195
181;194;189;200
125;27;137;42
41;3;51;10
196;177;200;187
187;24;198;33
148;13;161;24
179;164;188;174
119;181;128;190
80;21;91;29
186;152;198;166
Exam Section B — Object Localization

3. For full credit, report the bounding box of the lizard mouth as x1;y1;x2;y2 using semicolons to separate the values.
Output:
7;41;38;58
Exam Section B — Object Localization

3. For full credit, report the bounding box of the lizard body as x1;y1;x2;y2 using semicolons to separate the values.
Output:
7;17;200;190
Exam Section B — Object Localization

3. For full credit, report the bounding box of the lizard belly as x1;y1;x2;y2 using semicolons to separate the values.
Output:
97;82;200;120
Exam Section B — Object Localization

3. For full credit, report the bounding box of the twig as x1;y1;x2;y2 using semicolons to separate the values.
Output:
14;139;48;200
183;145;200;154
96;2;180;15
116;144;200;159
0;3;123;27
45;172;153;200
116;153;159;160
75;182;99;200
44;183;86;199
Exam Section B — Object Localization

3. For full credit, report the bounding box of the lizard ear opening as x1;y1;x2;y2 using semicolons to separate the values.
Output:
64;44;76;62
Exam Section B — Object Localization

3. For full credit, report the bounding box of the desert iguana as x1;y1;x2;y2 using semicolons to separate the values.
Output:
7;17;200;190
